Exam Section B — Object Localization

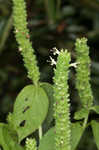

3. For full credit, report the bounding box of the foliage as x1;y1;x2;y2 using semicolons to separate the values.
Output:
11;85;49;142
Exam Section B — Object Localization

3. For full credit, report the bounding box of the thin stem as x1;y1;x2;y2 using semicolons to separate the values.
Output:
83;113;89;130
39;126;42;140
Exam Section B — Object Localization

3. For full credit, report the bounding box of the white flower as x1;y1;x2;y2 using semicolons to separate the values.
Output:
52;47;60;55
49;56;56;66
70;62;78;68
15;29;18;33
19;47;22;51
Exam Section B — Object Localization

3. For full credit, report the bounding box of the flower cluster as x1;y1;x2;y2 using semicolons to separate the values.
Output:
53;48;71;150
12;0;40;85
75;38;93;109
26;138;37;150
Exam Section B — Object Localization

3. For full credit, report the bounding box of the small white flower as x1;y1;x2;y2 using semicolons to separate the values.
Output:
15;29;18;33
49;56;56;66
19;47;22;51
70;62;78;68
60;140;64;144
52;47;60;55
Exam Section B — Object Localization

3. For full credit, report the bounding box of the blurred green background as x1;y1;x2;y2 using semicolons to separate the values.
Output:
0;0;99;149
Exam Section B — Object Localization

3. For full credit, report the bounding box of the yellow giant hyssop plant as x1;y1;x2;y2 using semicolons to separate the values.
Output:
0;0;99;150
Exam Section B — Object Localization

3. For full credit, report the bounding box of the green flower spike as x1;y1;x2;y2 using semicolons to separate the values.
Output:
53;49;71;150
75;38;93;109
26;138;37;150
12;0;40;85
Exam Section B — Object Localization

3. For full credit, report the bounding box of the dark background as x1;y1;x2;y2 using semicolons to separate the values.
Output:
0;0;99;149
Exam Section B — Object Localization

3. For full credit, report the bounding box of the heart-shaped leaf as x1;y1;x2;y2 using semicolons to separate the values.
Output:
12;85;49;142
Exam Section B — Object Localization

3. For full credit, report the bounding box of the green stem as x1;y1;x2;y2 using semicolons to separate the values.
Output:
39;126;42;140
83;113;89;130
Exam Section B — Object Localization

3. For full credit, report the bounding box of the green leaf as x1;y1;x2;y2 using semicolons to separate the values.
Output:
74;108;89;120
40;82;54;132
39;122;83;150
0;123;8;150
38;127;55;150
91;105;99;114
12;85;49;142
71;122;83;150
91;120;99;149
0;123;24;150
